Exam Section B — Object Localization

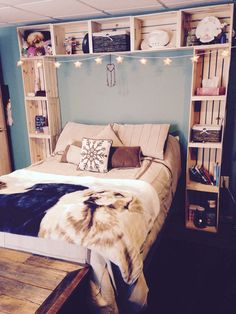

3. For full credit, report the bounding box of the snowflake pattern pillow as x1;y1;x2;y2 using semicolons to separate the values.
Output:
78;138;112;173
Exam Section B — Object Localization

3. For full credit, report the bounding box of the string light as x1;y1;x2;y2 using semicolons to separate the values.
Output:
116;56;123;64
163;57;172;65
140;58;147;65
16;46;234;69
36;61;43;68
17;60;23;67
95;57;102;64
74;61;82;68
54;61;61;68
191;55;199;63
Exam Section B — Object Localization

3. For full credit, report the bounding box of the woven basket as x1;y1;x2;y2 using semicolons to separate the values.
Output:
93;31;130;53
191;124;221;142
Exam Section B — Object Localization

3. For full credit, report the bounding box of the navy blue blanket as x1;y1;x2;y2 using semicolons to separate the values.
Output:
0;183;88;236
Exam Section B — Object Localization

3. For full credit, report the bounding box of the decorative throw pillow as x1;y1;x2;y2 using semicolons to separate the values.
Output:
94;124;123;146
60;141;81;163
78;138;112;173
109;146;141;169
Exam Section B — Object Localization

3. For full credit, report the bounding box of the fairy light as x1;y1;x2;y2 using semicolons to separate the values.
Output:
54;61;61;68
191;55;199;63
140;58;147;65
221;49;229;57
95;57;102;64
74;61;82;68
17;60;23;67
36;61;43;68
116;56;123;64
163;57;172;65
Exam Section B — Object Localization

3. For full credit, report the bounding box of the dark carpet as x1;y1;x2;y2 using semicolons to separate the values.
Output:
143;233;236;314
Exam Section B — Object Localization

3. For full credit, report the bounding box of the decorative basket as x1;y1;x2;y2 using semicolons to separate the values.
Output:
92;30;130;53
191;124;221;142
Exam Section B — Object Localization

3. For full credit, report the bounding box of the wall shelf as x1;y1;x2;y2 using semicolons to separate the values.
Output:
188;142;222;149
17;3;233;58
185;3;233;233
191;95;226;101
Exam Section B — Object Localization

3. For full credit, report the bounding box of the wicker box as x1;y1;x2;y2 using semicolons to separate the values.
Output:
191;124;221;142
92;30;130;53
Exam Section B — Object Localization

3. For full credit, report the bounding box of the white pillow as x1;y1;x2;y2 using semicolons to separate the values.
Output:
54;122;106;154
66;145;81;165
78;138;112;173
113;123;170;159
94;124;123;146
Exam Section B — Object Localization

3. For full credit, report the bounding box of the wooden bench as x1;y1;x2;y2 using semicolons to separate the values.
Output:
0;247;89;313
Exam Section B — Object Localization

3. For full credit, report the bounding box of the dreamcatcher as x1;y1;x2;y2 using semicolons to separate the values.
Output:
106;54;116;87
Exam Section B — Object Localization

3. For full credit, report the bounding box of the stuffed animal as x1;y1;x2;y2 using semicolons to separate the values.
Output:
26;31;46;57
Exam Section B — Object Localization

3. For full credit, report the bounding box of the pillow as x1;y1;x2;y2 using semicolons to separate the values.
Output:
78;138;112;173
94;124;123;146
61;145;81;165
61;141;81;163
109;146;141;169
112;123;170;160
54;122;106;154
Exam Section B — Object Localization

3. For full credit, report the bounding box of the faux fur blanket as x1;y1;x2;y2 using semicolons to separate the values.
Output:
0;169;160;284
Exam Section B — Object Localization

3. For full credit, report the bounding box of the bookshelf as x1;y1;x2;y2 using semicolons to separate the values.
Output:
21;57;61;164
185;10;233;233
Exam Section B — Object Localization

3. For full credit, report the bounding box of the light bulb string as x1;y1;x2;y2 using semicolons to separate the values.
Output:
17;45;233;66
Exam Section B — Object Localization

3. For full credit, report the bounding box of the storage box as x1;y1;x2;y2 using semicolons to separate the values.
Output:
191;124;221;142
92;30;130;53
196;87;225;96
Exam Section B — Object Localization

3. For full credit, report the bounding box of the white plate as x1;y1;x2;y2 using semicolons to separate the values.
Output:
196;16;223;43
141;30;170;50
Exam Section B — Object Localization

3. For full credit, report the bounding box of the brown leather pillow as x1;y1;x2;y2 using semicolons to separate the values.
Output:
109;146;141;169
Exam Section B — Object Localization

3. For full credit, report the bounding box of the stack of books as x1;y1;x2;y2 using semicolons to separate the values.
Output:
189;165;215;185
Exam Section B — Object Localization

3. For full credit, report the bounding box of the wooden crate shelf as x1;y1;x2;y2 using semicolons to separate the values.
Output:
185;4;233;233
186;182;219;193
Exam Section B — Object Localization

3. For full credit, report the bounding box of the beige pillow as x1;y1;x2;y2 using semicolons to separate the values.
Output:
113;123;170;159
54;122;106;154
94;124;123;146
61;141;81;163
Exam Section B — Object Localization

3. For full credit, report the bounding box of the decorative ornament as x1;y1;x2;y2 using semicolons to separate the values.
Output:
106;55;116;87
221;49;229;57
140;58;147;65
196;16;225;44
191;55;200;63
54;61;61;68
95;57;102;64
163;57;172;65
74;61;82;68
116;56;123;64
36;61;43;68
17;60;23;67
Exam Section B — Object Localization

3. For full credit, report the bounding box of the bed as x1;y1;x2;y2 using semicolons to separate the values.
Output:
0;122;181;313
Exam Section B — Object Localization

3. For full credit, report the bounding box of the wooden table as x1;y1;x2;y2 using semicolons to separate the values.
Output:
0;248;89;313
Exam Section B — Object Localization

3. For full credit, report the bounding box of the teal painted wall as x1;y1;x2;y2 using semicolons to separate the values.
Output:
0;27;30;169
57;50;191;144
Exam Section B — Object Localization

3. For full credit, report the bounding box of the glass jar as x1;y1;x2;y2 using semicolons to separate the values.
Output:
193;206;207;228
206;200;216;226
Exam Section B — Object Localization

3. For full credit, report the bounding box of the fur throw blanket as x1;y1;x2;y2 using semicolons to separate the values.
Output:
0;169;160;284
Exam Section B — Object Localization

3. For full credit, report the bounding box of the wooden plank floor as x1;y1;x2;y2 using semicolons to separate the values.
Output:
0;248;89;314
